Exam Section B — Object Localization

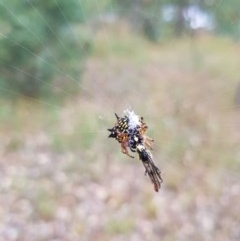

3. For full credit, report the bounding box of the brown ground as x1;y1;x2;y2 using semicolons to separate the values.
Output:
1;33;240;241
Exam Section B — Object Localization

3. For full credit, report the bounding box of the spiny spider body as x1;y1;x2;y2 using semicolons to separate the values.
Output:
107;108;163;192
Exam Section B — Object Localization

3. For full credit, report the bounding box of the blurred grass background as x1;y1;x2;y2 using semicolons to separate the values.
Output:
1;1;240;241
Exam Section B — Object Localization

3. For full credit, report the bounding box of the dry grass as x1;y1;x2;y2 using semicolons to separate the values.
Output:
1;30;240;241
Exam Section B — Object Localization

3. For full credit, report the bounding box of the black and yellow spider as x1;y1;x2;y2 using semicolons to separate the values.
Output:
107;110;163;192
108;113;154;157
108;113;134;158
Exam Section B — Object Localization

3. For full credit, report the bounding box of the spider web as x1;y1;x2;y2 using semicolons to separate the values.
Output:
0;0;240;241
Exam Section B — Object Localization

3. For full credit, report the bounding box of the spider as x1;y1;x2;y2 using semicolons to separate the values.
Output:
107;110;163;192
108;113;154;158
108;115;162;192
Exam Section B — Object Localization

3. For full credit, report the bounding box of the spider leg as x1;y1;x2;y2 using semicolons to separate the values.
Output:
121;134;134;158
144;140;153;150
121;142;134;158
144;136;154;150
146;136;154;142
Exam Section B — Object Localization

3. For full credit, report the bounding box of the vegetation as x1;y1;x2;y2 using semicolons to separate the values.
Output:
0;0;240;98
1;30;240;240
0;0;91;98
0;1;240;241
113;0;240;40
